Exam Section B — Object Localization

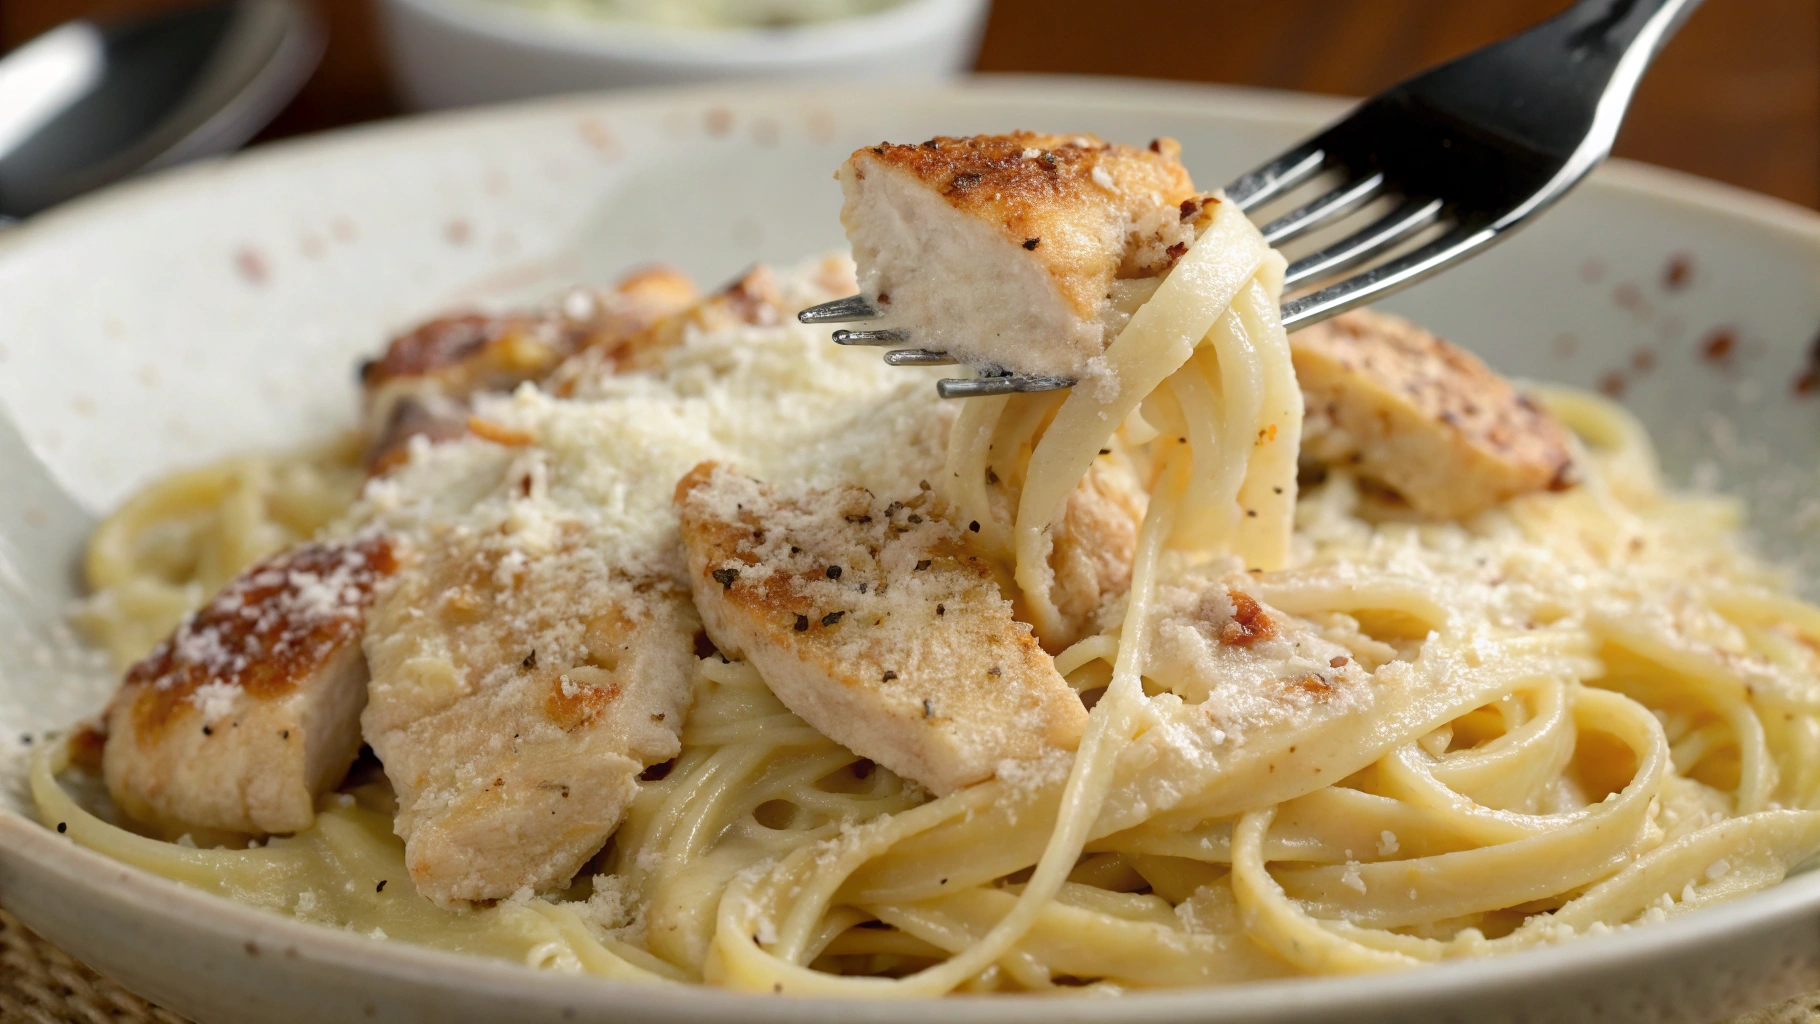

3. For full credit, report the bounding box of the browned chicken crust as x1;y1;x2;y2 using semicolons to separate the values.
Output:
840;133;1218;376
675;463;1087;796
103;535;397;834
360;266;700;474
1292;308;1576;519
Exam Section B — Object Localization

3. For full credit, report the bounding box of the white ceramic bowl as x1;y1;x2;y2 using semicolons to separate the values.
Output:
3;77;1820;1024
376;0;989;110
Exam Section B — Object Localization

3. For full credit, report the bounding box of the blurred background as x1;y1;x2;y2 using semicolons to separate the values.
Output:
2;0;1815;211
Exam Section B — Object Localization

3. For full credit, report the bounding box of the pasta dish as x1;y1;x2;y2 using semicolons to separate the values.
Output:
34;132;1820;995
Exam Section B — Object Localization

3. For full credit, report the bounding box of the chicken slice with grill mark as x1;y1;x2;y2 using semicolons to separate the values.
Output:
102;535;397;835
360;524;698;905
1291;308;1576;520
675;462;1088;796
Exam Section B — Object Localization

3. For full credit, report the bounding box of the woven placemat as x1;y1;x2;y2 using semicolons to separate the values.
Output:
1;908;186;1024
4;903;1818;1024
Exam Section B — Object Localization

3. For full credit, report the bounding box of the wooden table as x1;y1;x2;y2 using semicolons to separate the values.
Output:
2;0;1817;210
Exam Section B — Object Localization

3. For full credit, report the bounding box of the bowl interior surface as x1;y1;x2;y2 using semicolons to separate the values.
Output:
2;77;1819;1023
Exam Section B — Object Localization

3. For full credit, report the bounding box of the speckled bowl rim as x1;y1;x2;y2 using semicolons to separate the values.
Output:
2;75;1819;1022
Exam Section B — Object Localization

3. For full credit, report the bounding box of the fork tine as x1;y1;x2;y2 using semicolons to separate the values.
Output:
833;329;908;346
883;349;958;366
1281;197;1446;289
1259;172;1387;246
936;374;1075;399
1281;223;1489;330
798;295;878;324
1222;142;1328;213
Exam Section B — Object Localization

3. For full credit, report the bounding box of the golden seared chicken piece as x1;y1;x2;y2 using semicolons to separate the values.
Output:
839;132;1217;378
675;463;1088;796
360;527;699;905
1291;308;1575;519
102;536;397;835
543;265;787;394
360;266;699;473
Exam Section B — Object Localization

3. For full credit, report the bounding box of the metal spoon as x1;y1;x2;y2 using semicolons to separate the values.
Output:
0;0;322;221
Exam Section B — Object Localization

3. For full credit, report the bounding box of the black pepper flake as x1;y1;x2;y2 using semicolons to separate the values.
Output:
1273;486;1283;494
986;467;999;484
826;565;843;580
968;520;980;532
923;699;934;718
1099;448;1111;455
882;670;898;681
822;611;846;627
790;545;801;555
56;822;67;834
1022;237;1040;251
376;880;388;893
18;734;30;746
858;582;869;593
752;530;765;542
1246;509;1258;517
988;666;1002;677
936;604;946;616
523;650;538;669
713;567;740;589
281;730;290;740
844;514;873;524
794;615;809;632
915;559;931;571
202;725;213;736
908;513;923;524
946;172;983;193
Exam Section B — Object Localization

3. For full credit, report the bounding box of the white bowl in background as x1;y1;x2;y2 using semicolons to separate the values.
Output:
2;77;1820;1023
376;0;989;109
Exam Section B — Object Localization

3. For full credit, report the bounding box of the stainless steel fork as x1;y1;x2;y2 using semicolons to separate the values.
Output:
801;0;1703;399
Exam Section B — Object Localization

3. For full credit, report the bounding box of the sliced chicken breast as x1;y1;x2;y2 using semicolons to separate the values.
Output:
360;524;699;905
103;535;397;835
839;132;1215;378
675;462;1088;796
360;266;699;473
1291;308;1576;519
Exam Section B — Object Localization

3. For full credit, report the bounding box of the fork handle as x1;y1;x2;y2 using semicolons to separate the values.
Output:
1417;0;1704;163
1559;0;1705;57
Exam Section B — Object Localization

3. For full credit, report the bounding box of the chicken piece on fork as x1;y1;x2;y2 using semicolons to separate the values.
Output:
809;132;1217;396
